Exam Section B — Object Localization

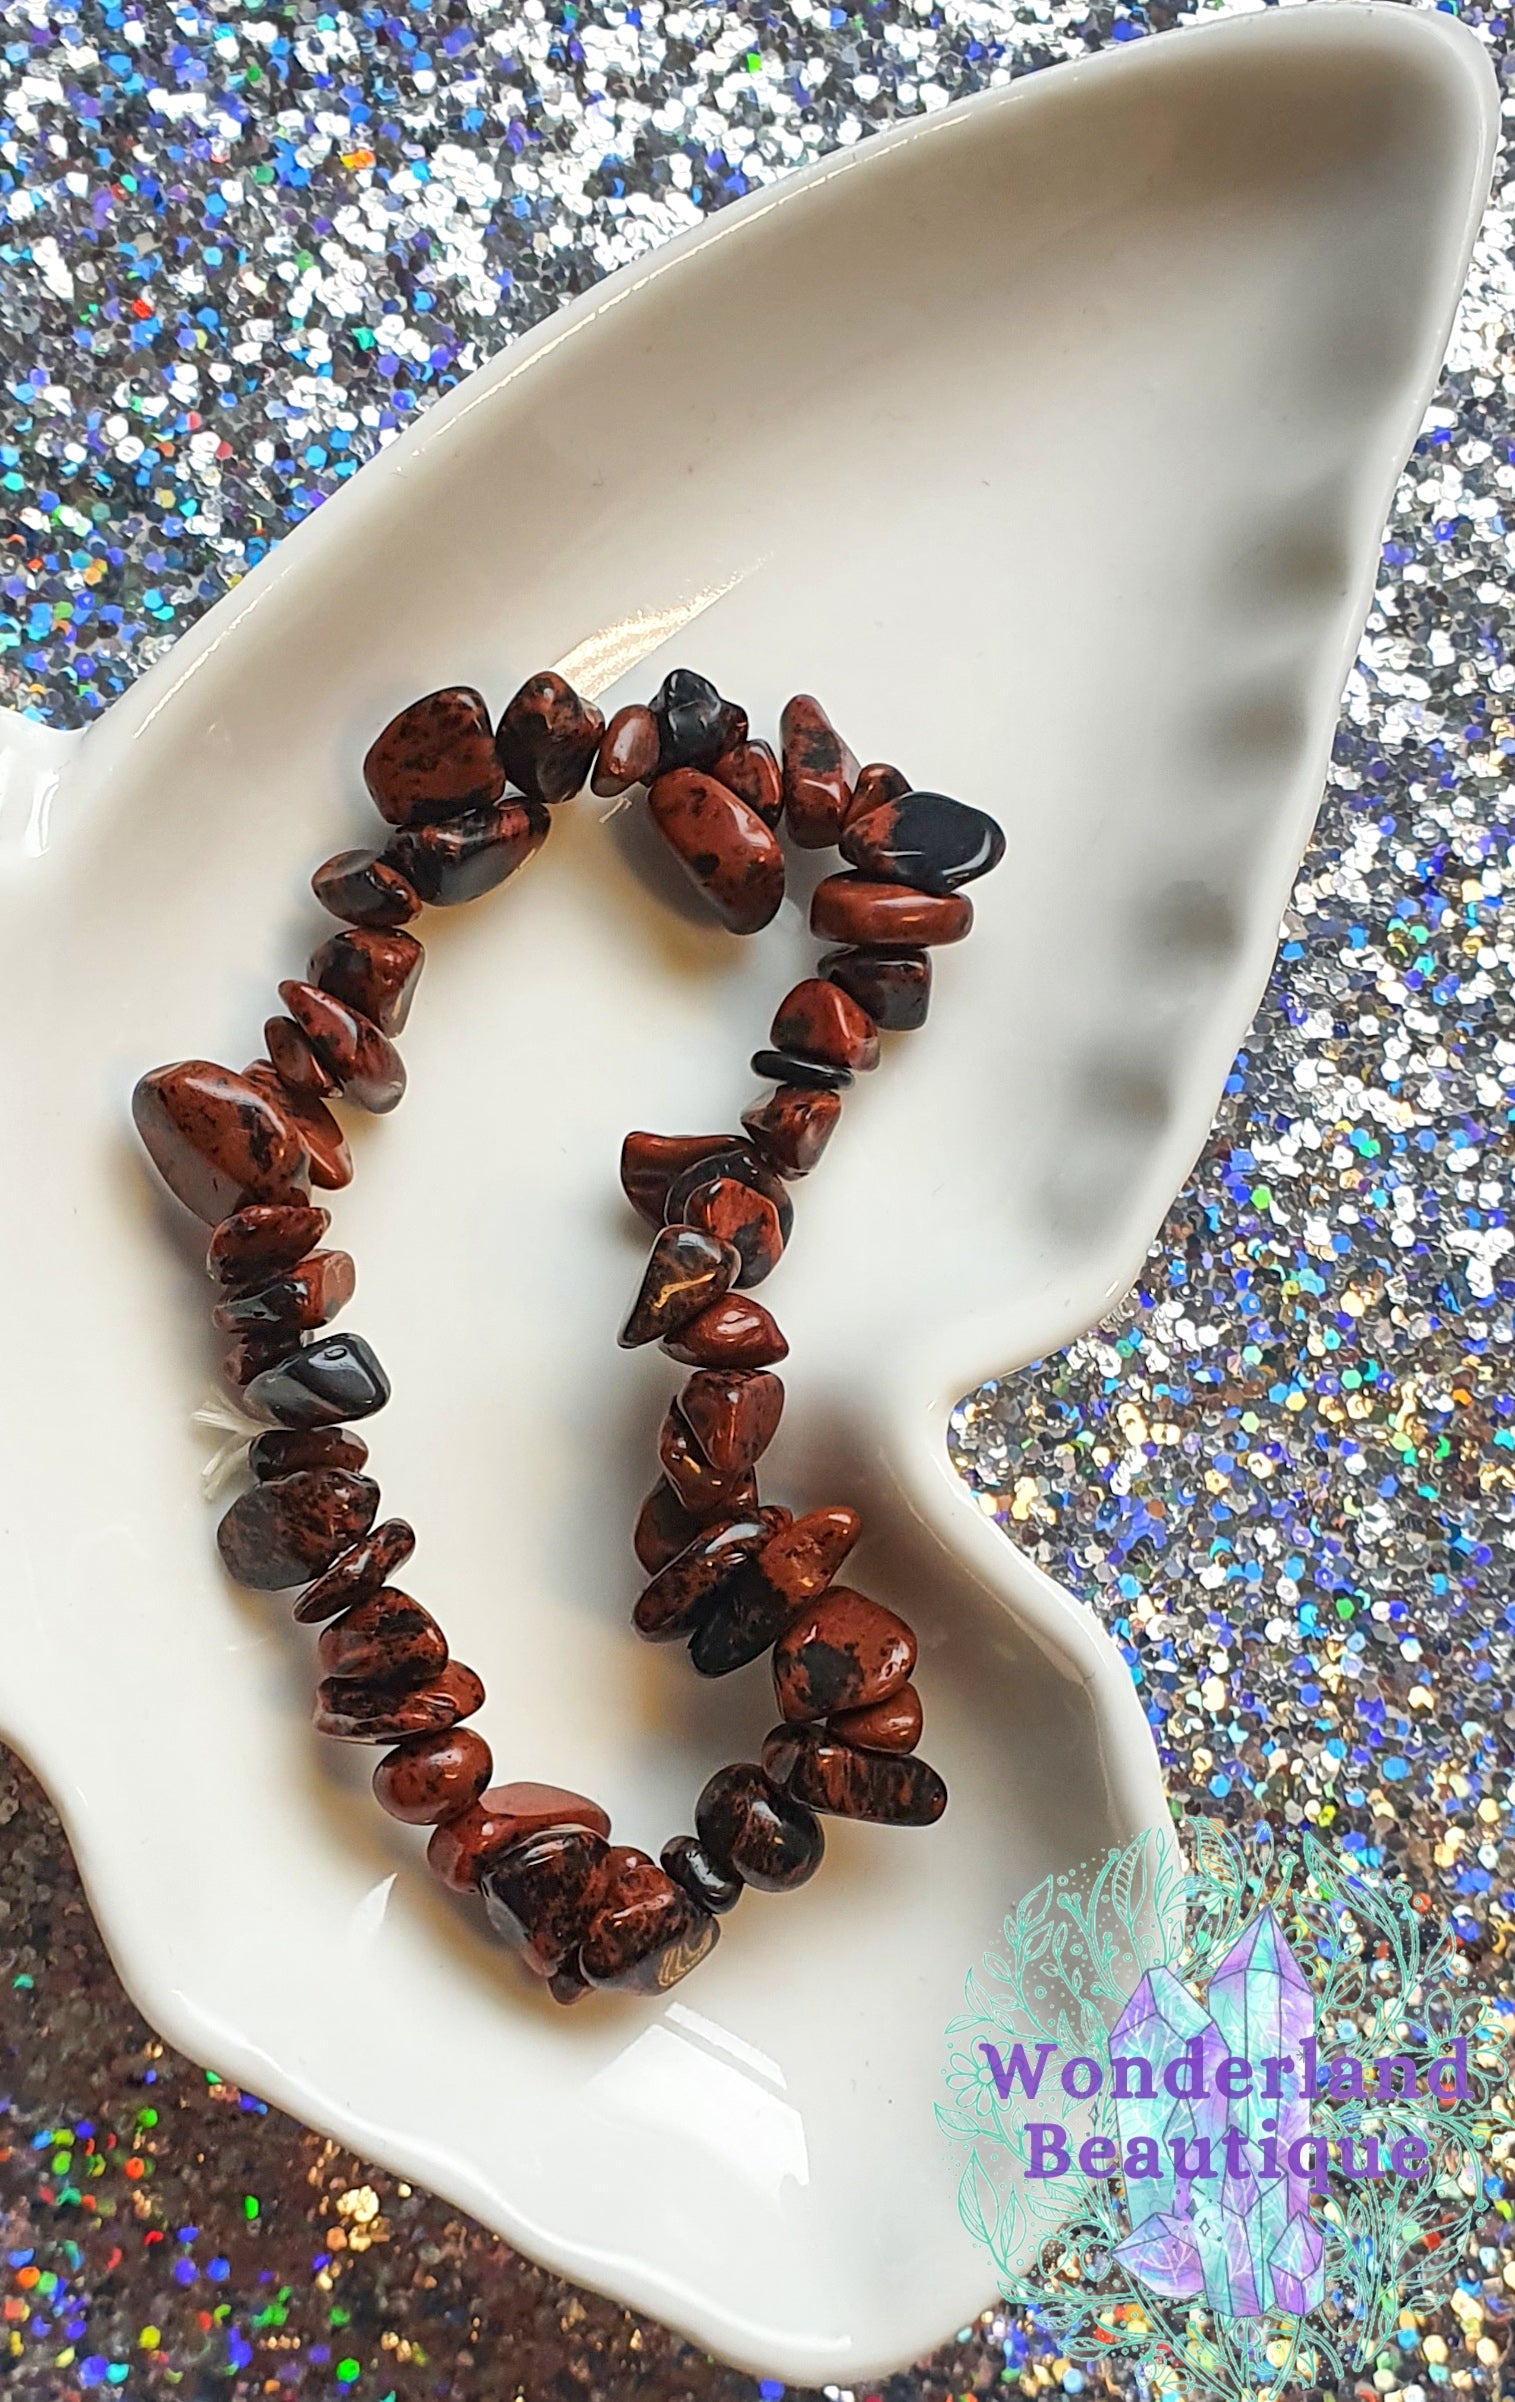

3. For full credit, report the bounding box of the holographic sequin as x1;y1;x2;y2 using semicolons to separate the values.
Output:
2;0;1513;2391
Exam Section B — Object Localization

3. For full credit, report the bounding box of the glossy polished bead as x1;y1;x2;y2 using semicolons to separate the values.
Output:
591;702;661;797
207;1202;330;1292
771;978;880;1074
781;693;858;848
651;668;746;774
481;1827;611;1976
772;1587;917;1721
709;737;782;826
217;1468;379;1590
242;1331;391;1428
373;1727;493;1826
278;981;406;1114
687;1559;791;1678
309;927;424;1037
696;1763;825;1893
495;671;603;804
250;1425;369;1482
662;1295;789;1370
660;1834;743;1915
363;685;504;825
133;1061;309;1223
829;1681;922;1754
427;1782;612;1892
762;1724;947;1823
619;1226;740;1348
264;1014;340;1097
662;1145;793;1244
658;1406;759;1518
740;1085;841;1178
810;875;972;948
841;790;1005;893
619;1130;734;1227
632;1508;785;1642
632;1477;705;1572
678;1369;784;1472
293;1517;416;1621
318;1587;448;1688
314;1658;484;1743
222;1330;296;1393
385;795;548;907
577;1847;719;1993
648;769;785;936
212;1249;355;1334
758;1506;862;1603
820;945;932;1033
241;1061;353;1191
749;1048;851;1092
312;847;422;929
844;761;910;827
680;1176;785;1290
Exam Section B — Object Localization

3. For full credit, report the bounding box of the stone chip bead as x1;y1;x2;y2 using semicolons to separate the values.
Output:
314;1659;484;1743
632;1507;788;1643
651;668;747;774
133;1061;310;1224
212;1249;356;1335
363;685;504;826
810;875;972;949
762;1724;948;1824
264;1014;339;1097
841;790;1006;893
662;1145;793;1244
820;945;932;1033
481;1827;611;1977
317;1588;449;1689
217;1468;379;1590
749;1048;851;1093
242;1331;392;1428
687;1555;793;1679
677;1368;784;1472
771;978;880;1075
844;761;910;827
740;1084;842;1178
278;981;406;1114
781;693;858;848
427;1782;612;1893
695;1764;824;1893
659;1834;743;1916
661;1294;789;1370
709;737;782;826
632;1474;764;1568
293;1516;417;1622
384;795;548;907
619;1130;734;1227
207;1202;330;1292
658;1406;761;1519
648;768;785;936
373;1727;494;1827
309;927;424;1037
312;847;422;929
680;1175;785;1290
828;1682;923;1754
222;1329;298;1394
758;1505;862;1603
591;702;661;798
619;1225;741;1348
249;1425;369;1482
495;671;604;805
241;1060;353;1191
577;1845;719;1994
772;1587;917;1721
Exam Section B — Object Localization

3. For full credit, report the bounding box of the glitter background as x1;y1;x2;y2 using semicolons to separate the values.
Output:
0;0;1511;2393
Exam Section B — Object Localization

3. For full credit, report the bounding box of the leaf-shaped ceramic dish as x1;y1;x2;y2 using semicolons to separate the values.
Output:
0;3;1495;2377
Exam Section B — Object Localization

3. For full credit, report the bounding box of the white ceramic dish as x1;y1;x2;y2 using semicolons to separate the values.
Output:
0;5;1494;2376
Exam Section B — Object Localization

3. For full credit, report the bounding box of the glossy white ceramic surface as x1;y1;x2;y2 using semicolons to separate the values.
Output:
0;6;1495;2377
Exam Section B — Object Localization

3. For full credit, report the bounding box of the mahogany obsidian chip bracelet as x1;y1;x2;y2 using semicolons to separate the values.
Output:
134;666;1006;2002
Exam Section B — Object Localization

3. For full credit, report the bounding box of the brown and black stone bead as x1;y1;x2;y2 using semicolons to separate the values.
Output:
309;927;424;1037
264;1014;340;1097
658;1405;761;1519
133;1061;310;1224
212;1249;356;1335
481;1826;611;1977
384;795;548;907
771;1587;917;1721
249;1425;369;1482
241;1331;392;1429
709;737;782;826
313;1658;484;1743
427;1782;612;1893
661;1145;793;1244
495;671;604;805
592;702;661;798
317;1588;449;1689
217;1467;380;1591
677;1368;784;1473
679;1175;785;1289
311;847;422;929
363;686;504;826
695;1763;824;1893
757;1506;861;1604
293;1516;417;1621
278;981;406;1114
780;693;858;849
207;1202;330;1292
650;669;746;775
632;1507;787;1642
820;945;932;1033
686;1554;793;1679
648;768;785;936
810;875;972;949
762;1724;948;1824
828;1682;923;1754
840;790;1006;893
619;1226;741;1348
373;1727;494;1826
619;1130;734;1227
770;978;880;1075
576;1846;719;1994
740;1084;842;1178
241;1060;353;1191
661;1294;789;1370
843;761;910;828
660;1834;743;1916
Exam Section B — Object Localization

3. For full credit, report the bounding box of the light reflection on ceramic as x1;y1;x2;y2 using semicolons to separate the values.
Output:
0;7;1494;2378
